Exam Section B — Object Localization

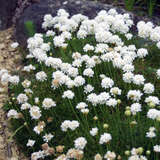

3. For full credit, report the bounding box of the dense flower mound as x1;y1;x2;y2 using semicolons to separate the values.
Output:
1;9;160;160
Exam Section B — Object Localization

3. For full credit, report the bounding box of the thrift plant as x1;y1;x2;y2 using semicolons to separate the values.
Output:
1;8;160;160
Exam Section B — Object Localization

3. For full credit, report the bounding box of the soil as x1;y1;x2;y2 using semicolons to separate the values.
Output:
0;27;28;160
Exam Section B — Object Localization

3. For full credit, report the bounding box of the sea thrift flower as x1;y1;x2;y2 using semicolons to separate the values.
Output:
74;137;87;150
36;71;47;81
42;98;56;109
30;106;41;119
11;42;19;48
99;133;112;144
130;103;142;115
90;127;98;136
62;90;75;99
154;145;160;152
84;84;94;93
143;83;154;94
27;139;35;147
43;133;54;142
101;77;114;89
7;109;19;119
17;93;28;104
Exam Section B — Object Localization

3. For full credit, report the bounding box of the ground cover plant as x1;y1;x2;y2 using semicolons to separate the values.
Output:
1;8;160;160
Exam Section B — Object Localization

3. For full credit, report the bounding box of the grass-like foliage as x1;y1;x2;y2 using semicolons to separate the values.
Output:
1;9;160;160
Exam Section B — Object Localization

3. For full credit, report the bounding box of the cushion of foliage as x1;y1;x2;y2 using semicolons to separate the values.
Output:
2;8;160;160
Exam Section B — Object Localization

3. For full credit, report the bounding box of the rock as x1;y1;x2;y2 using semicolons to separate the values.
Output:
15;0;130;47
0;0;17;30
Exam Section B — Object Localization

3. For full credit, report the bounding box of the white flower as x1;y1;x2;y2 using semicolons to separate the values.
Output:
104;151;116;160
0;69;8;78
143;83;154;94
95;43;108;54
83;68;94;77
74;137;87;150
36;71;47;81
99;133;112;144
90;127;98;136
61;120;79;132
45;57;62;69
83;44;94;52
46;30;55;37
122;64;134;72
106;98;117;107
41;43;50;51
23;64;36;72
130;103;142;115
9;75;20;85
84;84;94;93
74;76;85;87
7;109;19;119
11;42;19;48
81;108;89;114
31;150;45;160
146;127;156;138
27;139;35;147
24;89;33;95
43;133;54;142
133;74;145;85
17;93;28;104
22;79;31;88
42;98;56;109
145;96;159;106
125;33;133;40
154;145;160;152
110;87;121;96
87;93;99;106
101;77;114;89
21;103;31;110
156;41;160;49
128;155;147;160
127;90;142;102
137;48;148;58
147;109;160;120
123;72;134;83
156;69;160;79
30;106;41;119
67;67;79;77
62;90;75;99
98;92;110;104
70;120;80;131
76;102;88;110
1;73;10;84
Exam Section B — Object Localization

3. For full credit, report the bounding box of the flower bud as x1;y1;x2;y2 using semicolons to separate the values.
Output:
56;145;65;153
146;150;151;155
103;124;109;129
93;116;98;121
42;143;49;150
137;147;143;154
149;102;155;108
117;99;121;104
94;154;102;160
125;110;131;116
124;150;130;156
126;106;130;110
130;120;137;126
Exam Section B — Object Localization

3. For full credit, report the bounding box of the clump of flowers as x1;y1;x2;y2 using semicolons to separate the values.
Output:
2;8;160;160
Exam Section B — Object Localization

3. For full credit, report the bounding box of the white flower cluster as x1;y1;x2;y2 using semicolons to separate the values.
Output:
61;120;80;132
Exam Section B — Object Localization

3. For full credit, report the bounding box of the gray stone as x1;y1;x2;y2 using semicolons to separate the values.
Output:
0;0;17;30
